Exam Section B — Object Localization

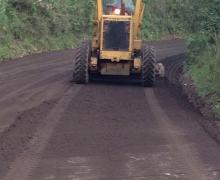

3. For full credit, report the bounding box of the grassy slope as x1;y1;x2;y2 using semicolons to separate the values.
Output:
142;0;220;115
0;0;94;60
189;42;220;114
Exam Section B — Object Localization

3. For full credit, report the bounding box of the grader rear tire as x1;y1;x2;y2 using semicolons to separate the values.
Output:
141;45;156;87
73;42;90;84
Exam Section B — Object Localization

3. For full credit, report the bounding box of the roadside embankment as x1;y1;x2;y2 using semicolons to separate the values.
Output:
162;53;220;144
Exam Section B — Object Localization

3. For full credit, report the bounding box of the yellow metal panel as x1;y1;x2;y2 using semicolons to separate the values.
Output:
133;0;144;39
92;0;146;63
92;38;99;48
100;16;133;52
101;63;130;76
96;0;103;21
140;3;145;27
133;40;141;50
100;18;104;51
100;51;132;61
102;15;132;21
92;0;103;49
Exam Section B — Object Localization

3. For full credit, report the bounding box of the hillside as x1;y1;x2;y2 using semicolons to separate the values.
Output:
142;0;220;115
0;0;95;59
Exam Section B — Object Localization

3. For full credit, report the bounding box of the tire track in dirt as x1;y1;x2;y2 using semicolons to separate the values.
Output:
1;86;82;180
145;88;207;180
0;68;71;103
0;71;71;133
27;82;220;180
1;39;220;180
0;59;70;81
0;50;75;74
0;59;72;93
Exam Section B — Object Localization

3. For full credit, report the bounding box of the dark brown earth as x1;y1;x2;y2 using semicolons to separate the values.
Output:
181;75;220;147
0;40;220;180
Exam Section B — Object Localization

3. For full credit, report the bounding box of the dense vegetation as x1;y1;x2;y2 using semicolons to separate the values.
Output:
0;0;95;59
0;0;219;114
143;0;220;114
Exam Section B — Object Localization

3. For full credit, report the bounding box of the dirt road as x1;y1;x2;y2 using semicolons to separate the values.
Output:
0;40;220;180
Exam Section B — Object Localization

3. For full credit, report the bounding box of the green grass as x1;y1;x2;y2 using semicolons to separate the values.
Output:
0;0;94;61
189;42;220;115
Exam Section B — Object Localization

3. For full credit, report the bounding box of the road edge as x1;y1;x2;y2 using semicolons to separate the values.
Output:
162;54;220;145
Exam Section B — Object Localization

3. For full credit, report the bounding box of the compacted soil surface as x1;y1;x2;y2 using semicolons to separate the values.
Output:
0;40;220;180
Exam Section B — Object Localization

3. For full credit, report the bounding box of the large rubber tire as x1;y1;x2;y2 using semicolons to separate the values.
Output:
73;42;90;84
141;45;156;87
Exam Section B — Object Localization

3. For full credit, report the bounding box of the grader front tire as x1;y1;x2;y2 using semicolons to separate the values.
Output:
141;45;156;87
73;42;90;84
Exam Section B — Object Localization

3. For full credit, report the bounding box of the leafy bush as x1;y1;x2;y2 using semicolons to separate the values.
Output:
141;0;220;115
0;0;95;60
190;40;220;114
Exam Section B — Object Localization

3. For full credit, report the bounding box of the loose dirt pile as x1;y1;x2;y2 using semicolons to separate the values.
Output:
180;75;220;144
162;52;220;144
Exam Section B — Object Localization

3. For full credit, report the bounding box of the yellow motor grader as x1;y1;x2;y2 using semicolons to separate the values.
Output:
73;0;156;87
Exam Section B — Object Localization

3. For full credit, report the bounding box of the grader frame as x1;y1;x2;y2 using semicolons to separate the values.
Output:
73;0;156;87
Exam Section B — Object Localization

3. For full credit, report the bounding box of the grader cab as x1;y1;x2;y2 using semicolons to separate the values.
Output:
73;0;156;87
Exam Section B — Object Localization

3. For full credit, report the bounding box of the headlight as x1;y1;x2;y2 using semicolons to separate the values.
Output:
114;8;121;15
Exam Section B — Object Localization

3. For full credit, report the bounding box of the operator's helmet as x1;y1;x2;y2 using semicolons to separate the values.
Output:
112;0;135;14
